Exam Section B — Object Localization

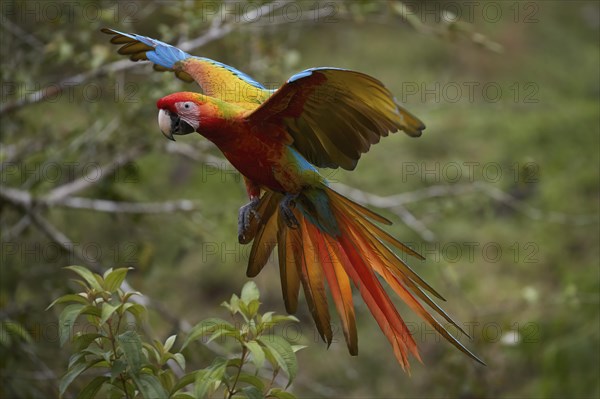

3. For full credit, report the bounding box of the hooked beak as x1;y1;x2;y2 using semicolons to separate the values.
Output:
158;109;195;141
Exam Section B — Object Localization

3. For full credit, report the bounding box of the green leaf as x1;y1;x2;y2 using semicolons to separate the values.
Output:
80;305;102;318
227;358;242;368
291;345;307;353
237;372;265;391
118;330;145;375
60;358;101;397
182;318;235;349
73;333;104;351
267;388;296;399
260;312;274;324
2;319;33;344
238;301;251;322
170;371;197;395
143;342;162;364
104;267;132;292
91;360;111;369
47;294;89;310
105;382;129;398
131;373;168;399
121;303;146;322
158;371;175;394
173;353;186;371
241;281;260;303
244;340;266;369
194;357;227;398
222;294;240;314
59;304;85;346
100;302;119;325
170;394;196;399
206;327;242;344
163;334;176;353
102;267;114;280
259;336;298;386
82;345;111;362
122;291;142;302
67;352;86;370
65;266;103;291
0;323;9;347
241;386;264;399
78;375;109;399
247;299;260;319
110;359;127;382
268;315;299;325
248;319;258;338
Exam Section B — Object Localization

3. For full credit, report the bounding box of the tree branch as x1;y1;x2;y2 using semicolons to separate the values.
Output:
332;181;598;229
43;146;145;204
56;197;200;214
1;185;200;215
0;0;292;115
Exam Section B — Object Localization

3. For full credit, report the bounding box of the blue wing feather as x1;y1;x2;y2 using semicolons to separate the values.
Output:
104;28;265;89
287;67;349;84
107;29;191;69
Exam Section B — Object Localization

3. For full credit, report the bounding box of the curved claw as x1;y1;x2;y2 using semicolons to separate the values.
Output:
238;197;261;243
279;193;300;229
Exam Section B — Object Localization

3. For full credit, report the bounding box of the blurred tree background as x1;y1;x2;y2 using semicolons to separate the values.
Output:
1;0;599;397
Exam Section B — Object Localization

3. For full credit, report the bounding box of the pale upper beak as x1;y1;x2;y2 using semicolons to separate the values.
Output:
158;109;195;141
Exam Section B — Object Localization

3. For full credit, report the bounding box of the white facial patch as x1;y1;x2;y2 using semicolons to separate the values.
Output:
176;102;200;130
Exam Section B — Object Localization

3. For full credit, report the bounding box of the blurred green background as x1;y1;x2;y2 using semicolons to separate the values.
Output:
1;0;599;397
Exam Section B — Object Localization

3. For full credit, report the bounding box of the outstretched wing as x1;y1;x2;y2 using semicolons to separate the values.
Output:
101;28;272;104
247;68;425;170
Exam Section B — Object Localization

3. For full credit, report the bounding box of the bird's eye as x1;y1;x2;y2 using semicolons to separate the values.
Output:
184;103;190;109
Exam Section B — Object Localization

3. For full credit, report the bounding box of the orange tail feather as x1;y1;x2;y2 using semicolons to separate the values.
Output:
246;186;485;370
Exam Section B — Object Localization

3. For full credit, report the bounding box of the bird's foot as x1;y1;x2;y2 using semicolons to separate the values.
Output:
238;197;260;242
280;193;300;229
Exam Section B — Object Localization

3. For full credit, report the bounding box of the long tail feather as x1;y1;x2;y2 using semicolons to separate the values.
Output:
333;198;444;301
277;214;301;313
298;218;332;344
336;214;420;370
327;188;425;260
340;210;482;363
246;186;484;370
329;187;485;365
246;191;282;277
307;223;358;355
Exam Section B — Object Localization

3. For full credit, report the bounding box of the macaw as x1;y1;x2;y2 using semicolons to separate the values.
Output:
103;28;483;371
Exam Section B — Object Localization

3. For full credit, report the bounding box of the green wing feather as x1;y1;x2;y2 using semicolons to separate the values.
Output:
248;68;426;170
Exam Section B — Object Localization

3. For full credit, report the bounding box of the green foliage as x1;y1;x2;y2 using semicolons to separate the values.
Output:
2;1;598;398
50;267;302;398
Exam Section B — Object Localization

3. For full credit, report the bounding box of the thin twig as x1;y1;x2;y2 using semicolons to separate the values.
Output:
0;1;292;115
56;197;200;214
333;181;598;226
1;185;200;214
44;147;146;204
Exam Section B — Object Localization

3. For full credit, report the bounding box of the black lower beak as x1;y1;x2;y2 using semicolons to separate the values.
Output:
159;109;195;141
170;113;195;137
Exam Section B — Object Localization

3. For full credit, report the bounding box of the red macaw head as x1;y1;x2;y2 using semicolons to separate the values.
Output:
156;92;205;141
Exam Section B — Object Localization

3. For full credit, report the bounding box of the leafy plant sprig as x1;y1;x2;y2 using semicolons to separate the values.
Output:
50;266;303;399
